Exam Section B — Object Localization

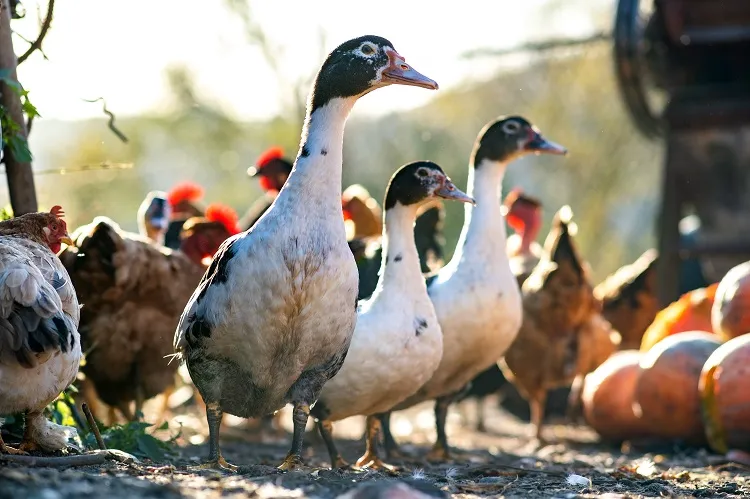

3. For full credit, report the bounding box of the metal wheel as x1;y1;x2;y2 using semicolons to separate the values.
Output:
613;0;668;139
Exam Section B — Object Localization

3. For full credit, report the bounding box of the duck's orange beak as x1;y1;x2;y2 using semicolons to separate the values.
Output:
382;49;438;90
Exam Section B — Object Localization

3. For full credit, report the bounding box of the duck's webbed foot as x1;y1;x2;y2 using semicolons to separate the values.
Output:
316;419;351;470
355;415;397;472
278;402;310;471
378;412;406;460
196;402;238;472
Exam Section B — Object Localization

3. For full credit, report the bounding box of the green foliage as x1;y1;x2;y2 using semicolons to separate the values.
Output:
82;420;180;462
0;205;13;220
0;68;39;163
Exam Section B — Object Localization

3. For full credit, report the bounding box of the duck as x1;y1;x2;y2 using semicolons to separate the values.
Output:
311;161;474;471
137;191;172;245
173;35;438;471
379;116;567;460
458;188;545;431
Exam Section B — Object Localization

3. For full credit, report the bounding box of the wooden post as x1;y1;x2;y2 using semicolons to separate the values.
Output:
0;0;37;214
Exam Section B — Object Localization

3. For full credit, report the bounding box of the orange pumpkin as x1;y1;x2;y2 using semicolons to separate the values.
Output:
700;334;750;453
582;350;652;441
712;261;750;342
640;284;718;352
634;332;721;443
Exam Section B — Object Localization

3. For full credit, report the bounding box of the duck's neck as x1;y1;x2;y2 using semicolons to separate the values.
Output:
451;159;509;264
371;204;425;300
275;97;356;210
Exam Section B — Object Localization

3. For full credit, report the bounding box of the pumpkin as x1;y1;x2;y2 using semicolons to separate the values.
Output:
634;332;721;443
640;284;718;352
699;334;750;453
582;350;651;441
712;261;750;342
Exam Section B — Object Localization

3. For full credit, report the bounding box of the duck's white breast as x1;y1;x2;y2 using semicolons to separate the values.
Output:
317;290;443;421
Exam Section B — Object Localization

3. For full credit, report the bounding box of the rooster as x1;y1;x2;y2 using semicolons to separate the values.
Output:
0;207;80;454
240;147;293;232
164;181;205;250
59;204;239;422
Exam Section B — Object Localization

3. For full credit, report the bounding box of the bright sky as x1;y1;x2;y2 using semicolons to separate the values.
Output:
13;0;596;122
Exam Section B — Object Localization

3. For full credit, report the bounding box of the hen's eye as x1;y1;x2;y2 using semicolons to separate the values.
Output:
50;223;58;231
417;168;429;177
361;44;375;55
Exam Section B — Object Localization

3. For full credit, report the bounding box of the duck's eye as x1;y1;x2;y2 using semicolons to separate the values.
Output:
361;43;376;56
417;168;429;177
502;121;521;134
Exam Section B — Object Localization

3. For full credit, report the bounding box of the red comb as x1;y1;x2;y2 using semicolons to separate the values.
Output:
256;146;285;168
205;203;240;235
50;206;65;218
167;181;204;207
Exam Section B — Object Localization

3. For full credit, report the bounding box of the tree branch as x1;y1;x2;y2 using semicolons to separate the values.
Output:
81;97;129;143
17;0;54;65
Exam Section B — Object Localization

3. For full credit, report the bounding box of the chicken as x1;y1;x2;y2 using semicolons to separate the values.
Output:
59;204;238;422
0;207;81;454
505;188;543;286
500;206;619;441
164;181;205;250
595;249;660;350
342;184;383;241
240;147;293;232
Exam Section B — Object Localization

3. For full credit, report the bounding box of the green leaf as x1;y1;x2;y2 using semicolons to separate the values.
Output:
156;421;169;431
22;98;40;119
7;134;32;162
136;433;168;461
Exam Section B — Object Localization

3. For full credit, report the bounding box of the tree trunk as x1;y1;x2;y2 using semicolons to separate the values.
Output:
0;0;37;214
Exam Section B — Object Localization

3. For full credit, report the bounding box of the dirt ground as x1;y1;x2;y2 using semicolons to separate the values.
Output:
1;398;749;499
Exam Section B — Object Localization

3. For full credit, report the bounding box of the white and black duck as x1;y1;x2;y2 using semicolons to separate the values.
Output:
379;116;567;460
312;161;473;470
173;35;438;471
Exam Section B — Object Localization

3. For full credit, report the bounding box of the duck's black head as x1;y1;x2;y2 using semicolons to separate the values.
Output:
310;35;438;113
384;161;474;210
472;116;567;168
138;191;171;235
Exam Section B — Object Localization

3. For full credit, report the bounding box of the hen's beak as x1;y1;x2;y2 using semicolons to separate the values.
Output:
525;131;567;156
60;235;74;246
435;178;475;205
382;49;438;90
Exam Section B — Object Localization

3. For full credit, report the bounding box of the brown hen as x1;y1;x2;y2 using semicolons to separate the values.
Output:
595;249;660;350
59;206;237;422
500;206;619;441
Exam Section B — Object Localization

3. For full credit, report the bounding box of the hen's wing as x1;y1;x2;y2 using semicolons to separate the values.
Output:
0;237;79;368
